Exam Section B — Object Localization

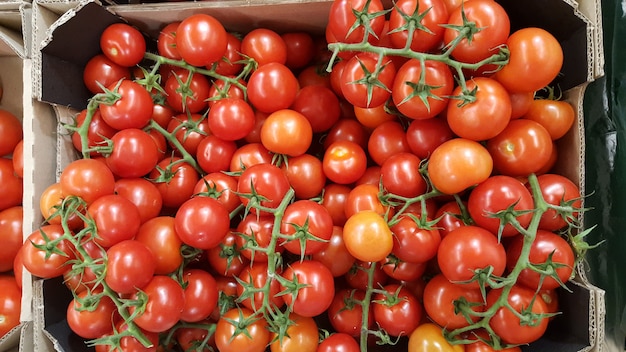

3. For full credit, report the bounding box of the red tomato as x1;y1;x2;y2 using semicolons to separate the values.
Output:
22;225;75;278
180;269;218;322
176;14;227;67
130;275;185;333
380;256;426;281
114;178;163;224
106;128;159;178
423;273;485;329
11;140;23;179
318;333;360;352
437;225;506;289
207;77;247;108
507;229;575;290
87;194;141;248
323;118;369;150
373;284;422;337
82;54;131;94
100;23;146;67
67;290;117;339
354;103;396;129
487;285;549;344
261;109;312;157
523;99;576;140
215;307;270;352
291;85;341;133
207;231;249;277
150;156;200;209
312;226;356;277
487;119;553;177
215;33;244;75
298;64;332;90
444;0;510;65
533;173;582;231
391;214;441;264
94;321;159;352
281;260;335;317
495;27;563;93
270;313;319;352
447;77;512;141
281;200;334;256
345;260;388;291
343;211;393;262
60;158;115;205
510;91;535;119
248;63;299;113
157;22;182;60
321;183;351;226
175;196;230;250
99;80;153;130
344;183;391;219
235;213;281;263
328;289;373;337
135;216;182;275
71;109;118;157
241;28;287;66
392;59;454;119
282;32;315;70
281;154;326;200
164;71;211;114
236;262;284;311
368;120;411;166
388;0;449;52
0;206;22;272
427;138;493;195
105;239;155;294
0;158;22;212
468;175;534;237
328;0;386;44
323;140;368;185
381;152;426;198
193;172;241;213
406;117;455;159
208;98;256;141
229;143;273;174
237;163;291;214
0;110;21;157
167;112;211;156
0;275;21;337
340;53;396;108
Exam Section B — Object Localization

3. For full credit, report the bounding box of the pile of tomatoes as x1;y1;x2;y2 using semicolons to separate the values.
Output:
0;98;25;339
16;0;592;351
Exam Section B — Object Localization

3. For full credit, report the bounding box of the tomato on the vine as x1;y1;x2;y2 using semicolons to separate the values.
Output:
247;62;299;113
175;14;228;67
423;273;485;329
343;210;393;262
241;28;287;66
215;307;271;352
372;284;422;337
99;80;153;130
130;275;185;333
388;0;449;53
22;225;75;279
174;196;231;250
260;109;313;157
0;275;21;337
281;200;334;256
100;23;146;67
66;290;117;339
340;53;396;109
0;206;22;272
281;259;335;318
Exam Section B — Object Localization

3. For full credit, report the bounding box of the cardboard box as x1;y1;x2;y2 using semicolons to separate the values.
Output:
28;0;606;351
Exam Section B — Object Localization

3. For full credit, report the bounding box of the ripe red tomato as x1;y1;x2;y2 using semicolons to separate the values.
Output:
354;103;396;129
11;140;23;179
237;163;291;214
312;226;356;277
236;262;284;311
344;183;391;219
405;117;455;160
323;118;369;150
507;229;575;290
229;143;273;174
0;275;21;337
241;28;287;66
105;239;156;294
87;194;142;248
281;32;315;70
94;321;160;352
323;140;368;185
215;33;244;75
82;54;131;94
388;0;449;52
193;172;241;213
345;260;388;291
390;214;441;264
164;71;211;114
523;99;576;140
487;119;553;177
437;226;506;289
280;200;334;256
207;231;249;277
236;214;281;263
343;210;393;262
149;156;200;209
495;27;564;93
373;284;422;337
215;307;270;352
321;183;351;226
281;260;335;317
100;23;146;67
487;285;549;344
269;313;319;352
328;289;373;337
176;14;228;67
0;206;22;272
157;22;182;60
99;80;153;130
368;120;411;166
180;269;218;322
340;53;396;109
247;63;299;113
261;109;313;157
422;273;485;329
22;225;75;278
447;77;512;141
114;178;163;225
392;59;454;119
533;173;581;231
66;289;117;339
106;128;160;178
166;112;211;156
130;275;185;333
175;196;230;250
0;159;22;213
318;333;360;352
71;109;118;157
208;98;256;141
427;138;493;195
328;0;386;44
281;154;326;200
135;216;182;275
468;175;534;237
60;158;115;205
381;152;427;198
290;85;341;133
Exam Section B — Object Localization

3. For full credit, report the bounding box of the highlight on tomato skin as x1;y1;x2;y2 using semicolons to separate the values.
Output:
21;2;593;351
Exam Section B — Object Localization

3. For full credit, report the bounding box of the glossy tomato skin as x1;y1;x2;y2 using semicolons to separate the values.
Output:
328;0;386;44
506;229;575;290
427;138;493;195
368;120;411;166
164;71;211;114
180;269;218;322
495;27;563;93
215;32;244;75
208;98;256;141
261;109;313;157
241;28;287;66
229;143;273;174
391;214;441;264
235;213;278;263
71;109;118;157
22;225;75;279
328;289;373;337
340;53;396;109
0;110;21;157
373;284;422;337
423;273;485;329
157;22;182;60
60;158;115;205
167;113;211;156
467;175;534;237
87;194;142;248
408;323;465;352
312;226;356;277
114;178;163;225
105;240;156;294
135;216;182;275
150;156;200;209
94;321;160;352
99;80;153;130
236;262;284;311
0;159;23;212
175;196;230;250
66;290;117;339
343;211;393;263
323;140;368;185
215;307;271;352
193;172;241;213
0;275;21;337
248;63;299;113
106;128;160;178
0;206;22;272
270;313;319;352
175;14;227;67
290;85;341;133
282;32;315;70
83;54;131;95
392;59;454;120
318;333;360;352
533;173;581;231
321;183;351;226
281;260;335;317
281;200;334;256
207;231;249;277
487;285;549;345
381;152;426;198
281;154;326;200
406;117;455;160
437;225;506;289
131;275;185;333
388;0;448;52
344;183;391;219
523;98;575;140
100;23;146;67
237;163;291;214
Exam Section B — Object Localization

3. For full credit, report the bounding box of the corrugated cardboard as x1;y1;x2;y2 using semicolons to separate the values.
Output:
27;0;606;351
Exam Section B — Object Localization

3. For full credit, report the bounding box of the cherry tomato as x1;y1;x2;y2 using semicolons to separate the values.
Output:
328;0;386;44
114;178;163;225
236;213;281;263
105;239;156;294
281;154;326;200
248;62;299;113
176;14;228;67
312;226;356;277
368;120;411;166
236;262;284;311
215;307;270;352
340;53;396;109
130;275;185;333
99;80;153;130
0;275;21;337
237;163;291;214
180;269;218;322
281;260;335;318
164;71;211;114
175;196;231;250
149;156;200;209
71;109;118;157
215;33;244;75
290;85;341;133
0;158;22;212
241;28;287;66
533;173;582;231
321;183;351;226
207;231;249;277
328;289;373;337
157;22;182;60
406;117;455;159
261;109;313;157
135;216;182;275
423;274;485;329
388;0;449;52
523;99;576;140
343;210;393;262
323;140;368;185
270;312;319;352
100;23;146;67
208;98;256;141
67;290;117;339
391;214;441;264
22;224;75;278
193;172;241;213
83;54;131;94
381;152;427;198
106;128;160;178
87;194;142;248
344;183;391;219
317;333;360;352
373;284;422;337
60;158;115;205
408;323;465;352
282;32;315;70
0;206;22;272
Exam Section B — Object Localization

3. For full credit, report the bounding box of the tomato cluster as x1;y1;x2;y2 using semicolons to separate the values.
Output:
17;0;594;351
0;103;24;339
